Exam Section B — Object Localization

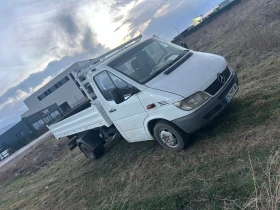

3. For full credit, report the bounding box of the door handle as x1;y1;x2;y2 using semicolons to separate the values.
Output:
109;108;116;113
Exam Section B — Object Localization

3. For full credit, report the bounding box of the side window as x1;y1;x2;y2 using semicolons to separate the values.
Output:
108;73;131;96
94;71;132;101
94;71;115;101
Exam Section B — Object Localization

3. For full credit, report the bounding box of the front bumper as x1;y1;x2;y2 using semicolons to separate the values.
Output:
172;70;238;134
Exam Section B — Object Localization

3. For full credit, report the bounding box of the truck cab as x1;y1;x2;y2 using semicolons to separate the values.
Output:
87;36;238;151
49;35;238;157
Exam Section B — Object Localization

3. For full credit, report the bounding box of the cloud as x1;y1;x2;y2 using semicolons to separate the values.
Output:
82;27;96;51
110;0;142;12
110;1;160;40
154;3;170;18
0;98;15;111
0;76;52;111
55;13;79;38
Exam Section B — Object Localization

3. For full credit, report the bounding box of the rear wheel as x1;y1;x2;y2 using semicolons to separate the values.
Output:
79;143;104;160
79;143;95;159
153;120;188;152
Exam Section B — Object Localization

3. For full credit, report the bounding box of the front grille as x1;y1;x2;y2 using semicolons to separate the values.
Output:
218;79;235;100
205;67;231;95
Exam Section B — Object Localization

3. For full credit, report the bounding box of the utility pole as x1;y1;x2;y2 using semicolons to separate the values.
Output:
175;27;180;35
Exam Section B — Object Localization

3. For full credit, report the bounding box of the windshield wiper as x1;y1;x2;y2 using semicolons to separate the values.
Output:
152;50;188;74
159;50;188;70
174;50;188;62
163;50;193;75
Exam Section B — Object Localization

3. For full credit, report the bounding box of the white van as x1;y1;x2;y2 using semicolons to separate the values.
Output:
48;35;238;159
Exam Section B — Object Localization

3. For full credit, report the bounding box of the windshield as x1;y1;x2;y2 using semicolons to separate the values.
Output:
108;38;187;84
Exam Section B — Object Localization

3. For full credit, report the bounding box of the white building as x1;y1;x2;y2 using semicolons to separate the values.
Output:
21;59;94;118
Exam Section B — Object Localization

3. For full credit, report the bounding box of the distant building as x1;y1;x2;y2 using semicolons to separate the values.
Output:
0;58;97;152
22;103;63;135
22;60;91;118
20;59;97;133
0;120;34;153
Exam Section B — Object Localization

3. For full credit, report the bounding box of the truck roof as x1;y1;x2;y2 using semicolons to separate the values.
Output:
69;35;150;104
78;35;147;72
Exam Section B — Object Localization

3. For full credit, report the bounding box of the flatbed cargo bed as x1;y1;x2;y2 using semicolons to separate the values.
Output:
48;100;112;139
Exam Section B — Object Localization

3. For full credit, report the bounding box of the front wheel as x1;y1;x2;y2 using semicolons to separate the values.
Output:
153;120;189;152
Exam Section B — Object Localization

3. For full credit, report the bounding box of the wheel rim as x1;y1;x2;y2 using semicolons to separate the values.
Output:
80;144;94;159
159;129;178;148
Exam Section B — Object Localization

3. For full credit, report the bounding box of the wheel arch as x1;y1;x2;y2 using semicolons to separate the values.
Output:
146;118;173;138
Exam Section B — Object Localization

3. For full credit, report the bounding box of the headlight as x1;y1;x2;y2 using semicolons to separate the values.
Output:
173;92;210;111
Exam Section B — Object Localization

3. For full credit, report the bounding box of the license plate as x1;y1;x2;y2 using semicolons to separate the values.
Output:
225;83;238;103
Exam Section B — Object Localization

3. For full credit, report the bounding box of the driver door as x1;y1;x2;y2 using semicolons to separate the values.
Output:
94;71;150;142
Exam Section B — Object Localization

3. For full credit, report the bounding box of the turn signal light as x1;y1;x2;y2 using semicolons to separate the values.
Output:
146;104;156;110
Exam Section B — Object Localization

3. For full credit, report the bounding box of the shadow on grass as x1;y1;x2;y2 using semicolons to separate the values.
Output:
199;90;280;137
185;87;280;149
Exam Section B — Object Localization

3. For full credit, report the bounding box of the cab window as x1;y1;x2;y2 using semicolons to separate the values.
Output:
108;38;183;84
94;71;131;101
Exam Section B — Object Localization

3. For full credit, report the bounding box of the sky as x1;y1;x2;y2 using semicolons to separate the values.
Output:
0;0;223;129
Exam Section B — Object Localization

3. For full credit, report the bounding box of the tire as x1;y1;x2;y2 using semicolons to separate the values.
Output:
79;143;104;160
153;120;189;152
77;130;105;160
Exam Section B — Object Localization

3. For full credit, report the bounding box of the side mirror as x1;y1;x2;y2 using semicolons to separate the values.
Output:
180;42;189;49
109;88;125;104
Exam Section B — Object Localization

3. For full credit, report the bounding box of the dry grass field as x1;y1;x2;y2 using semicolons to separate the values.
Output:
1;0;280;209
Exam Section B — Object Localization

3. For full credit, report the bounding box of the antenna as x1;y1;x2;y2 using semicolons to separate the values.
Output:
175;27;180;35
